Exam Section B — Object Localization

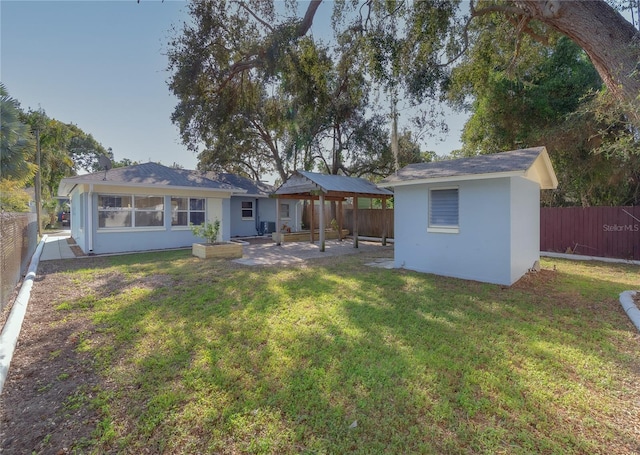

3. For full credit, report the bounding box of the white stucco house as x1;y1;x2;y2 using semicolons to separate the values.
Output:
379;147;558;286
57;162;251;255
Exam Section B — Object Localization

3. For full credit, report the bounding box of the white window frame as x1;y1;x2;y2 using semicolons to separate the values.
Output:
280;202;290;220
427;187;459;234
97;194;165;231
171;197;206;229
241;200;254;220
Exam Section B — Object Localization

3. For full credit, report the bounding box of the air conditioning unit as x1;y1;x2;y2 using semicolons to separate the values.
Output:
260;221;276;235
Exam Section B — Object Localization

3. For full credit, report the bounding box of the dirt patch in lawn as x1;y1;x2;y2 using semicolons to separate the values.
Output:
0;258;108;455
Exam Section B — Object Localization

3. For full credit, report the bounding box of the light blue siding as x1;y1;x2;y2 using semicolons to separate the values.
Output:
395;177;538;285
87;193;230;255
229;197;278;237
229;197;302;237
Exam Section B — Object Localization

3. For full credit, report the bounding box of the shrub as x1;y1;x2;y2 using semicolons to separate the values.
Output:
190;219;221;244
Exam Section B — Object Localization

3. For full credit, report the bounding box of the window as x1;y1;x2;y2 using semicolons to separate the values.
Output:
98;195;132;228
428;188;459;233
98;194;164;229
241;201;254;220
171;197;205;226
280;203;290;219
134;196;164;227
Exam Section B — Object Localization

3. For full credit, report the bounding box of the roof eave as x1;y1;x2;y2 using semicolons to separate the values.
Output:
378;170;526;188
524;148;558;189
57;178;246;195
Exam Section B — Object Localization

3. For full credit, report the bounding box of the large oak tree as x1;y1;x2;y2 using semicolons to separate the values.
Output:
168;0;638;183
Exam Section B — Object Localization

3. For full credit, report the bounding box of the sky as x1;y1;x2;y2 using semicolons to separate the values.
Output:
1;0;467;183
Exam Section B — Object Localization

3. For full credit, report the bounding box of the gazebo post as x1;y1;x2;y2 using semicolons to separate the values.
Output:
353;196;359;248
319;193;325;252
275;197;281;245
310;198;315;243
381;197;387;246
338;200;343;241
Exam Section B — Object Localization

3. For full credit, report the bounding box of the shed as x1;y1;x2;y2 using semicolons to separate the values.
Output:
58;162;244;255
379;147;558;285
273;171;393;251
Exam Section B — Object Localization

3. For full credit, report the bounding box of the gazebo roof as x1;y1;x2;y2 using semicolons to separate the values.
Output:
273;171;393;201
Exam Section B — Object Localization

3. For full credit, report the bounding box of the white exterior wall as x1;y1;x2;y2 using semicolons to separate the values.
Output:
509;177;540;283
207;197;225;241
394;178;515;285
69;187;87;253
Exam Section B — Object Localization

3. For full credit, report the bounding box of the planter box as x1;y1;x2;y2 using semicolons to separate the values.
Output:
192;242;243;259
272;229;350;243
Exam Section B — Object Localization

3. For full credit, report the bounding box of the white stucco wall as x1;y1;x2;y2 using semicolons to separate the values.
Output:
69;187;87;253
509;177;540;283
207;197;225;241
394;177;530;285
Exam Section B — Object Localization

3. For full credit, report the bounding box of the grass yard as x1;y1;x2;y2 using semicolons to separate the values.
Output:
19;251;640;453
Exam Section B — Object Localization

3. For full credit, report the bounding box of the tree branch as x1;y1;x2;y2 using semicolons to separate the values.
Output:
224;0;323;86
471;4;527;18
236;1;274;32
505;15;549;45
297;0;323;36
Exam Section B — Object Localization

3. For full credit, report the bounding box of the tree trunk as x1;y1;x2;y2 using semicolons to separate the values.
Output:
514;0;640;122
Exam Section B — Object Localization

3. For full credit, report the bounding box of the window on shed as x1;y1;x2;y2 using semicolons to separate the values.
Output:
241;201;254;220
429;188;459;232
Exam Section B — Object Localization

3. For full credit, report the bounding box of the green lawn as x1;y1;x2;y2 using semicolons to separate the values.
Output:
54;250;639;454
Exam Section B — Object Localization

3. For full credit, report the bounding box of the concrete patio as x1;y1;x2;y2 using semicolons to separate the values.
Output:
39;232;394;268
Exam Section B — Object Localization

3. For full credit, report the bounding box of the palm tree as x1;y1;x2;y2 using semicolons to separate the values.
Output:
0;83;36;183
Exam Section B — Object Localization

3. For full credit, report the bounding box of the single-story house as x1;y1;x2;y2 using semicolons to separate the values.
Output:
57;162;250;255
379;147;558;285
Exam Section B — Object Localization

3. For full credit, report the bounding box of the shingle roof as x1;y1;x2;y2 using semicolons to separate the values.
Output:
58;162;245;196
202;172;274;196
379;147;557;189
274;171;393;198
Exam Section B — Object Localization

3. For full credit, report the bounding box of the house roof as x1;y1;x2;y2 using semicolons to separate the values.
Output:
273;170;393;200
57;162;246;196
202;172;274;197
378;147;558;189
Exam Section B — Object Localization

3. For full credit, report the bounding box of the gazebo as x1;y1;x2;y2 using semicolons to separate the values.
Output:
272;171;394;251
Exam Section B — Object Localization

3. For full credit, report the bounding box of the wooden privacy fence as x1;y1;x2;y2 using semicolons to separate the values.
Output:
342;208;394;239
540;206;640;261
302;204;394;239
1;212;38;311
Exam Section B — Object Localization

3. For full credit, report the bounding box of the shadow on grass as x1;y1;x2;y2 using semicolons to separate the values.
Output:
43;250;640;454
